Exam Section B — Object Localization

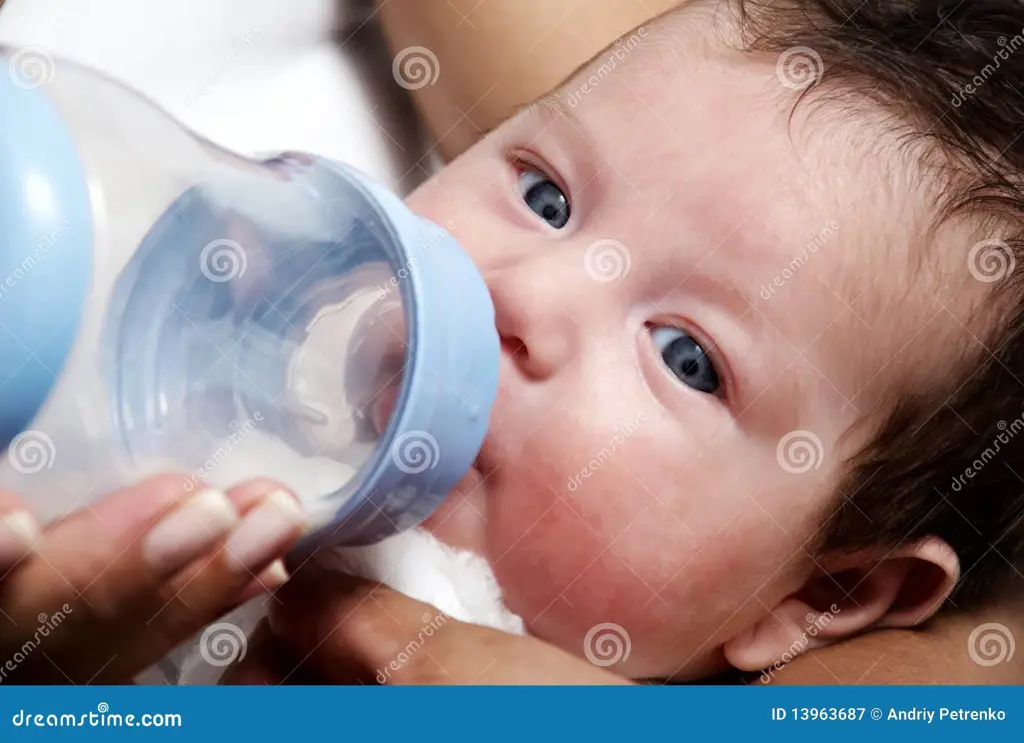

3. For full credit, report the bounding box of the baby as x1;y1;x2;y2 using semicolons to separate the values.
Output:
376;0;1024;681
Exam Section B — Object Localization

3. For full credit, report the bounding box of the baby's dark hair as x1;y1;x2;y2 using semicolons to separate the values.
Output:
733;0;1024;609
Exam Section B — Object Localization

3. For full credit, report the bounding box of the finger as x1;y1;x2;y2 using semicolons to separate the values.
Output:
219;619;321;685
92;486;306;683
0;492;40;574
0;474;234;634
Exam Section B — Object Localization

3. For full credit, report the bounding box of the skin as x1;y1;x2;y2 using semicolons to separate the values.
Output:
396;8;983;680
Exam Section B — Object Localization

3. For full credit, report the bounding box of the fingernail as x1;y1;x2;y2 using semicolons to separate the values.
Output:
0;510;40;563
260;559;289;588
143;489;239;575
224;490;305;573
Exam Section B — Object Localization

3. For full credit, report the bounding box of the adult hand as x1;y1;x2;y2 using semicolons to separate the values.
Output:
0;474;305;684
222;558;631;685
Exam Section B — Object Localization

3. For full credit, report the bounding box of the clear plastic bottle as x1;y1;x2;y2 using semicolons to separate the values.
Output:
0;49;498;546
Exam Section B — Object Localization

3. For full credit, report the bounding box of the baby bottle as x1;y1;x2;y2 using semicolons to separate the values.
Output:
0;49;498;547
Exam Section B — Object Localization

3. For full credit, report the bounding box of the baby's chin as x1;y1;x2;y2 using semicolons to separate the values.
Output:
420;464;492;557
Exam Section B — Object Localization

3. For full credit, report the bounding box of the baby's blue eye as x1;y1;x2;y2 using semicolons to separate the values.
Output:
650;326;720;394
519;170;570;229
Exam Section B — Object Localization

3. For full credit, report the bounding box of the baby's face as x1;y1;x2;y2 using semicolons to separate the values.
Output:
405;17;959;679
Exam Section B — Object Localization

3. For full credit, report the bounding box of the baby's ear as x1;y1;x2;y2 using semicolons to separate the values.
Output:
722;537;959;672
